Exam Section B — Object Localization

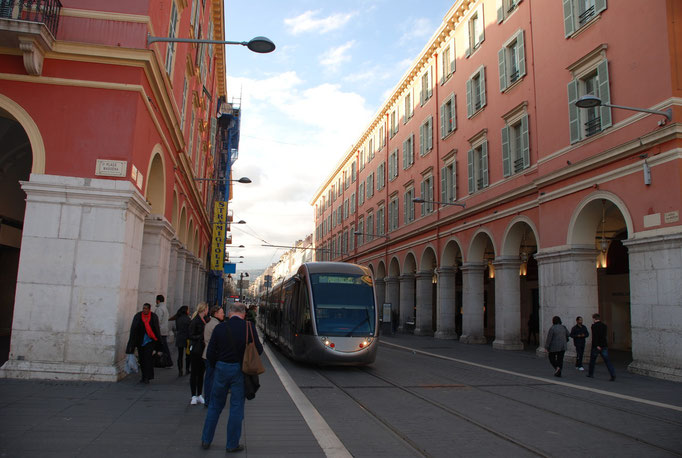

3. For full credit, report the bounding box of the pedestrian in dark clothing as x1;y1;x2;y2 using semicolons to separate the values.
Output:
189;302;209;405
201;302;264;452
570;316;589;371
203;305;225;407
154;294;172;367
545;316;570;377
171;306;191;376
587;313;616;381
125;303;161;384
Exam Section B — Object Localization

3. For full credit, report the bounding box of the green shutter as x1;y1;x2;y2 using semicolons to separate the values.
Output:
595;0;607;15
482;141;489;188
498;47;507;92
567;79;580;143
563;0;575;37
420;182;425;217
467;149;475;193
477;5;485;45
440;101;446;138
402;140;408;169
466;78;473;117
501;125;511;177
497;0;504;23
450;39;456;74
403;192;408;222
427;117;433;150
517;30;526;77
441;166;447;202
451;161;457;201
465;20;471;57
597;60;612;129
480;66;487;108
452;95;457;131
420;122;425;156
521;114;530;169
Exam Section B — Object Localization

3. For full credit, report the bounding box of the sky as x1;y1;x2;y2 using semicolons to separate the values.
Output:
222;0;455;272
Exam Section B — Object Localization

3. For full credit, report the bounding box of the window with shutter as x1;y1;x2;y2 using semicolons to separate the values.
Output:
563;0;607;38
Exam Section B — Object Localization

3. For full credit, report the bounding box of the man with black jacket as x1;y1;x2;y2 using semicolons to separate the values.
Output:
570;316;589;371
200;302;263;453
587;313;616;381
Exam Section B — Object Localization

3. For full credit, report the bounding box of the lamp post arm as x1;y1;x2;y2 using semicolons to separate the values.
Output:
148;34;247;46
601;103;672;122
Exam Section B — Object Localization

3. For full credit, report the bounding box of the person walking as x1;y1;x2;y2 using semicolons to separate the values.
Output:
203;305;225;407
201;302;263;452
125;303;161;384
570;316;589;371
170;306;191;376
545;316;570;377
189;302;209;405
155;294;172;367
587;313;616;381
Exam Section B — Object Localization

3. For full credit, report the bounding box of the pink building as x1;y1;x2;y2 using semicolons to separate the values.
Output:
312;0;682;381
0;0;233;380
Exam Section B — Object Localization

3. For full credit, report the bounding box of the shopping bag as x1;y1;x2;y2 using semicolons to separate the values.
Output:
242;323;265;375
244;373;260;400
124;353;139;374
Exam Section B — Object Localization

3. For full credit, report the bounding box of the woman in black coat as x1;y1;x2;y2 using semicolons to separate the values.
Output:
188;302;209;404
171;306;191;376
126;303;161;384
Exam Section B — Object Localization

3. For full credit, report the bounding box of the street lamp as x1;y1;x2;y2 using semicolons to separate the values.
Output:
575;95;672;123
413;197;466;208
147;35;276;53
194;176;252;183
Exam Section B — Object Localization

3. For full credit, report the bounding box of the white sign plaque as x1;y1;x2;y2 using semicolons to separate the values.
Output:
95;160;127;177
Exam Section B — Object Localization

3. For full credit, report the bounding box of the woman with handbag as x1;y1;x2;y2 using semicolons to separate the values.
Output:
170;306;191;376
188;302;209;405
201;302;264;453
125;303;161;384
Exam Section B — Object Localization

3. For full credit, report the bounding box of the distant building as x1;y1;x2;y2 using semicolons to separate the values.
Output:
312;0;682;381
0;1;234;380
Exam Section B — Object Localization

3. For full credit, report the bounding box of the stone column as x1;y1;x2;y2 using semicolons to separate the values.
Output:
374;277;386;308
435;267;457;339
175;248;187;308
398;273;415;332
460;262;487;344
414;271;434;336
183;255;195;308
166;239;179;310
384;276;400;324
137;216;174;307
624;234;682;381
534;248;598;356
198;266;206;304
0;175;149;381
190;258;199;306
492;257;524;350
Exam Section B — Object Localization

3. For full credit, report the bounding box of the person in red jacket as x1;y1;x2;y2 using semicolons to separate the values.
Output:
125;303;161;384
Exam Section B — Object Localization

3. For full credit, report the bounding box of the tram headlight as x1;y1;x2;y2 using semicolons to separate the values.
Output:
321;337;335;349
359;339;371;349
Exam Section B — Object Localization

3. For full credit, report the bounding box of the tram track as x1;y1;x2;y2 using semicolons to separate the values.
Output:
366;344;682;457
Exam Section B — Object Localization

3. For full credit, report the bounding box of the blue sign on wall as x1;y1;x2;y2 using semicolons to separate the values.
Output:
224;262;236;274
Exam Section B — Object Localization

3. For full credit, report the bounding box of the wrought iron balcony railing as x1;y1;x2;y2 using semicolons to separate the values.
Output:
0;0;62;38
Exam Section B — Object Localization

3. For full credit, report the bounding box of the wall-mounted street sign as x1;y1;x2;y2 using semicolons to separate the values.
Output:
95;159;127;177
210;201;228;270
224;262;236;274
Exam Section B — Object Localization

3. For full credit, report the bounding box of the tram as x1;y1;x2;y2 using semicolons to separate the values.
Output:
259;262;379;365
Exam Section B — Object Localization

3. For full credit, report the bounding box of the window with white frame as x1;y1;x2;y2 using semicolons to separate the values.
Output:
377;204;385;236
332;208;337;228
466;66;487;118
343;198;349;219
420;175;434;216
359;147;365;171
441;159;457;204
388;194;399;232
498;30;526;92
501;109;530;177
193;0;201;38
402;134;415;169
390;107;399;138
420;65;433;106
378;126;385;150
351;162;357;182
441;38;455;84
350;192;356;214
337;178;342;198
357;219;364;245
377;162;385;191
497;0;522;23
563;0;606;38
358;182;365;207
165;2;179;75
441;94;456;138
388;149;399;181
404;90;413;124
366;213;374;241
366;173;375;199
568;56;611;143
465;4;485;57
419;116;433;156
467;136;489;193
403;187;415;224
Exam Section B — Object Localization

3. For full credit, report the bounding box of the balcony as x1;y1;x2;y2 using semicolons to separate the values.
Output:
0;0;62;76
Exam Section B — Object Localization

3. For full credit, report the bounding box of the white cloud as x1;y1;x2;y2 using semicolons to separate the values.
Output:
226;72;373;270
399;17;433;44
284;10;356;35
319;41;355;72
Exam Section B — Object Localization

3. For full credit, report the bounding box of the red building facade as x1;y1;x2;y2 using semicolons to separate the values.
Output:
313;0;682;381
0;0;229;380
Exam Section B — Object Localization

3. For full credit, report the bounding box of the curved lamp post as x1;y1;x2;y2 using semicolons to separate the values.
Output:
575;95;672;123
147;35;276;54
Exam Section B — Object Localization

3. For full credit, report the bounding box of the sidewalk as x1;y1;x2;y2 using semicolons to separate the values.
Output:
0;344;323;458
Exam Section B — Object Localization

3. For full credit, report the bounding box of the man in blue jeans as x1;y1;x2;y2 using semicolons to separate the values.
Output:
587;313;616;381
201;302;263;452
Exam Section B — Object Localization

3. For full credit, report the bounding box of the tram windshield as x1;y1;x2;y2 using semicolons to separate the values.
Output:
309;273;375;337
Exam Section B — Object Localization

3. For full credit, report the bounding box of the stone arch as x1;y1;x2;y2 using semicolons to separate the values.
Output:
179;206;187;246
501;216;540;257
145;146;166;216
419;245;438;271
442;237;464;267
388;256;401;277
467;228;497;262
568;191;633;248
376;260;386;279
0;94;45;174
367;263;375;276
403;252;417;274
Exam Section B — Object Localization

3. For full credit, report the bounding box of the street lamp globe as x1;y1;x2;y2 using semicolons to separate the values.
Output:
246;36;276;53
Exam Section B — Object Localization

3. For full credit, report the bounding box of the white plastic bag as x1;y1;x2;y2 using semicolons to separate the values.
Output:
124;353;139;374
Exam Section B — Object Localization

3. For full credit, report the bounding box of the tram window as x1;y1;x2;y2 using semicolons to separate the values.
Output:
296;281;313;334
309;273;375;336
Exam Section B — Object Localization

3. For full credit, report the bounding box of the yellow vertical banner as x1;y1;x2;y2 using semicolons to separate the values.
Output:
211;201;227;270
